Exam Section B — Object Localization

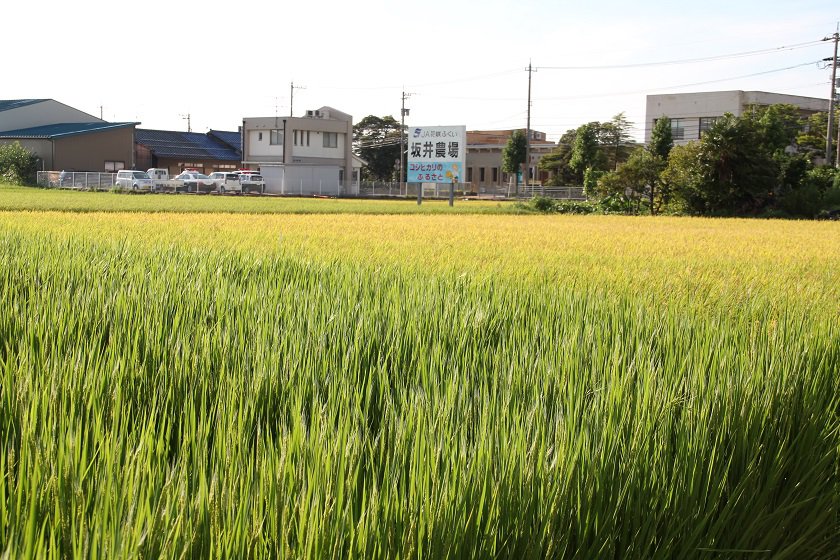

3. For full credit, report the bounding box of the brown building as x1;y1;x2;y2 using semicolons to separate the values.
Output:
0;99;137;171
466;129;555;189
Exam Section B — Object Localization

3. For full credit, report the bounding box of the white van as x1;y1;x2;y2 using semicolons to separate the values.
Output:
115;170;154;191
239;173;265;194
208;172;242;193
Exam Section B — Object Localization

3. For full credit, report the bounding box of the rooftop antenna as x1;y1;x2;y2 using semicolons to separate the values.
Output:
180;113;192;133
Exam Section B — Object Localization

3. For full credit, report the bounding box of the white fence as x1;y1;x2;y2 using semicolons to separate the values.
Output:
358;181;585;200
37;171;116;190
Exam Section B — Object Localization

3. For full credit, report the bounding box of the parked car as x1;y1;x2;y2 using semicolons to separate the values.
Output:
115;170;154;192
173;171;215;193
239;173;265;194
208;172;242;193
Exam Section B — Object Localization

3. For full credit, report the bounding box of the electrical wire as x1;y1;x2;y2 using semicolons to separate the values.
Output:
537;40;825;70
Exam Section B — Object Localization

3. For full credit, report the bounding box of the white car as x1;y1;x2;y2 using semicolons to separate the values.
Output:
239;173;265;194
115;170;154;192
173;172;216;193
208;172;242;193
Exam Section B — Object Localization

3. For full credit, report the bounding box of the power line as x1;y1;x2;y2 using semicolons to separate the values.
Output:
534;60;824;101
537;40;824;70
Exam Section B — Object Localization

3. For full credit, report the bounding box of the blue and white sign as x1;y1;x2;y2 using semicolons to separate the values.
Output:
407;125;466;183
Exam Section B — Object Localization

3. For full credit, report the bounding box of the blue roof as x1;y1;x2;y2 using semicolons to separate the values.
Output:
208;130;242;153
0;99;48;113
136;129;241;161
0;121;138;139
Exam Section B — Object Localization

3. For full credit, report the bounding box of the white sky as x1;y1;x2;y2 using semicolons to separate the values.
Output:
4;0;838;142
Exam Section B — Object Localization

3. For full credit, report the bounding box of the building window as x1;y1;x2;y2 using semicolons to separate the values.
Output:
669;118;685;140
105;160;125;172
323;132;338;148
270;129;283;145
466;167;473;182
306;131;310;146
699;117;717;138
479;167;486;182
492;167;499;182
258;132;263;141
293;131;297;145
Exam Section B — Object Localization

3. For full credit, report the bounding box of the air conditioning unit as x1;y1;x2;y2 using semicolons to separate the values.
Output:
314;110;322;118
306;110;314;117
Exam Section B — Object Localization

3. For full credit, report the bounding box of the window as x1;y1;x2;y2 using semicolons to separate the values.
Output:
492;167;499;182
670;118;685;141
294;130;298;145
323;132;338;148
306;131;310;146
466;167;473;182
270;129;283;145
699;117;717;138
479;167;486;182
258;132;263;141
105;160;125;172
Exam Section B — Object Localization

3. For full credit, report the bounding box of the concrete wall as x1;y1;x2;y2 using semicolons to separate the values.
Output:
0;100;102;132
53;127;135;171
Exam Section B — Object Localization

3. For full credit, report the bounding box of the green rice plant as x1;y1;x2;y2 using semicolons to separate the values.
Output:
0;215;837;558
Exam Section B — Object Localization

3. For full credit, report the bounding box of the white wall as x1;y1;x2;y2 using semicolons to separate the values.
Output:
248;130;284;158
290;129;346;159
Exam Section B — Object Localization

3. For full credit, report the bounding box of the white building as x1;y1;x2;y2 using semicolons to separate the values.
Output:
645;90;829;145
242;106;362;195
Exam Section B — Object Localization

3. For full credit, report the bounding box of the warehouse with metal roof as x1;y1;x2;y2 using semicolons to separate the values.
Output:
0;99;138;171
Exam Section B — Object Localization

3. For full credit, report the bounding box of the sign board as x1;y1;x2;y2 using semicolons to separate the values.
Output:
407;125;466;183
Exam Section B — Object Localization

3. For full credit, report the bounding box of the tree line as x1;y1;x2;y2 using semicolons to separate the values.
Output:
535;106;840;218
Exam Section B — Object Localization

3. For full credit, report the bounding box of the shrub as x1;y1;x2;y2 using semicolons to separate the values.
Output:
0;141;38;185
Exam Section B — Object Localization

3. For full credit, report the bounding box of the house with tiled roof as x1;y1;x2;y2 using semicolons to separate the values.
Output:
0;99;138;171
134;129;242;175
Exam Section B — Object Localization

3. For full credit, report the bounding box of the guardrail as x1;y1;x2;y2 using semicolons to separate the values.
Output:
37;171;116;190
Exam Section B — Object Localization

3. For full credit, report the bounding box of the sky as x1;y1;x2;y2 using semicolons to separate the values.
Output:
4;0;838;142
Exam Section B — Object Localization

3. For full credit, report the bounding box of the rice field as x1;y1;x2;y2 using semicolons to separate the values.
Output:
0;189;838;558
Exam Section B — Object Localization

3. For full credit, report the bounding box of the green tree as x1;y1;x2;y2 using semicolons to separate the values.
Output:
660;142;703;214
352;115;403;181
0;141;38;185
502;129;527;195
648;116;674;160
699;114;778;214
599;112;635;170
795;109;840;162
596;147;666;214
569;123;603;184
538;128;577;186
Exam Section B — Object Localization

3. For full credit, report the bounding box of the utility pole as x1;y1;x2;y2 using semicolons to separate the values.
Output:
400;90;412;193
826;30;839;167
524;61;534;198
290;81;305;117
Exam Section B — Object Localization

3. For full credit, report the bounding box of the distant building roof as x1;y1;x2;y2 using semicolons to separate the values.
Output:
0;99;49;113
0;121;137;139
207;130;242;153
136;129;241;161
